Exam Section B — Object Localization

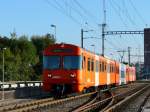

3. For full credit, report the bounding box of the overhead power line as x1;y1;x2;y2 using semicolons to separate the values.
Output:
73;0;99;25
129;0;147;26
109;0;143;50
121;0;138;28
44;0;82;25
109;0;128;28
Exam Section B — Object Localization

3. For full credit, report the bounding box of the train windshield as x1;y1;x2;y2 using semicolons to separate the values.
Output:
63;56;82;70
43;56;60;70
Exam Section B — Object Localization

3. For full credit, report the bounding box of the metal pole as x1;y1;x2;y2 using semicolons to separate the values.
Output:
102;0;106;56
81;29;83;48
2;49;4;100
102;24;105;56
51;24;56;41
128;47;131;65
54;26;56;40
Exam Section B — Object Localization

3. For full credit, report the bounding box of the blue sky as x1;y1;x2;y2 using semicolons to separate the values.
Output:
0;0;149;63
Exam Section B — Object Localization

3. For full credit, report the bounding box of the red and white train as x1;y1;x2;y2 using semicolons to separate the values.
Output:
42;43;136;94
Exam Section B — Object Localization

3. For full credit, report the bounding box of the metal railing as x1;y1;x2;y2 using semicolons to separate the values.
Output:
0;81;42;89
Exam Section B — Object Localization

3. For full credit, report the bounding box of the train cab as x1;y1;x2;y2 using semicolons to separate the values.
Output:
43;43;82;93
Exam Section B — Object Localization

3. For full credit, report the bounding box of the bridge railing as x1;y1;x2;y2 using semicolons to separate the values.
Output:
0;81;43;89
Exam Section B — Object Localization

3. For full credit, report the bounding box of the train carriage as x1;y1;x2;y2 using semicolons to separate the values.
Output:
119;63;126;85
99;56;107;86
42;43;136;94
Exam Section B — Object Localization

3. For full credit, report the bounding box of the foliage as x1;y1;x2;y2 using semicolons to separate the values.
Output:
31;34;55;76
0;33;55;81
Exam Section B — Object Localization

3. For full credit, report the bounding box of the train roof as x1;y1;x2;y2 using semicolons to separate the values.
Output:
45;43;134;67
45;43;115;59
45;43;79;49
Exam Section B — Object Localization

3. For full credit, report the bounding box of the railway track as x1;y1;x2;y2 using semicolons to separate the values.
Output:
1;91;96;112
103;84;150;112
0;97;54;112
72;90;112;112
0;83;147;112
70;83;148;112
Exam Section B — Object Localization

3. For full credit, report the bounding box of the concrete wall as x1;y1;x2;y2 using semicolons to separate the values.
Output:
0;87;51;99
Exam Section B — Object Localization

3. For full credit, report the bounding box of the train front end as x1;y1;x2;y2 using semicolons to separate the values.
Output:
42;43;82;95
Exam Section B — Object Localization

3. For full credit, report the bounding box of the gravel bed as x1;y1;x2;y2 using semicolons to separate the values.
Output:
115;85;150;112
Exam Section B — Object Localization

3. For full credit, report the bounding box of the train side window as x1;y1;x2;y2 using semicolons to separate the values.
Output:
110;64;112;73
96;61;99;72
99;61;101;72
88;58;90;71
91;59;94;71
102;62;104;72
83;56;86;69
82;56;83;69
105;63;106;71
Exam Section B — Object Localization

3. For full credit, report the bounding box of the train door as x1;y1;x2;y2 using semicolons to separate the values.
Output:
115;62;119;85
87;58;91;84
124;65;127;84
119;64;122;85
119;64;126;85
82;55;87;84
91;58;94;83
95;56;99;87
107;60;110;85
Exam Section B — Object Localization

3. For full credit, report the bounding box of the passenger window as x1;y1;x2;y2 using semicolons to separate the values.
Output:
102;62;104;72
83;56;86;69
99;61;101;72
96;61;99;72
91;59;94;71
105;63;106;71
88;58;90;71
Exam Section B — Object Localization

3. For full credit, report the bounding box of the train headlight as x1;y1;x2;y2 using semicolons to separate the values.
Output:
70;74;76;78
48;74;52;78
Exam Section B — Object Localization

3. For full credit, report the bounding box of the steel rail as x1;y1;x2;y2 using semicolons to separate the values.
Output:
4;91;96;112
105;84;150;112
71;83;147;112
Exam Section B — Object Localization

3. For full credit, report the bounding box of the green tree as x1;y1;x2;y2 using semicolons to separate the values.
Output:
17;35;38;81
5;48;21;81
0;33;55;81
31;34;55;76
